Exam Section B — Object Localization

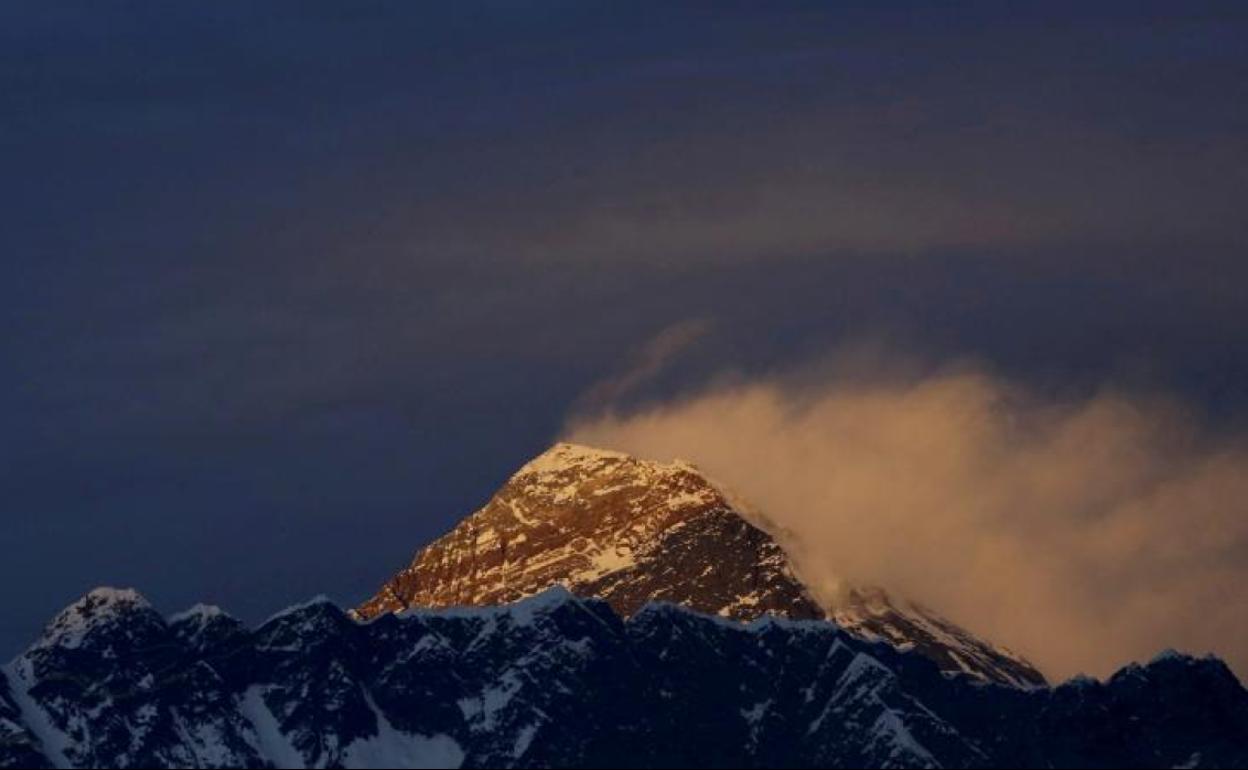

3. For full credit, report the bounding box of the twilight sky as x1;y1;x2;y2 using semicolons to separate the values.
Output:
3;1;1248;672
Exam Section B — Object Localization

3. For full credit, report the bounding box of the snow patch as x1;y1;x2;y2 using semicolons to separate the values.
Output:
401;585;580;628
512;443;631;481
869;708;937;766
343;692;463;769
511;722;539;759
458;671;523;731
3;658;73;769
238;686;305;769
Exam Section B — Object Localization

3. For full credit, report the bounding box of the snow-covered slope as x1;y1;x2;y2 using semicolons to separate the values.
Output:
4;587;1247;769
356;443;1044;687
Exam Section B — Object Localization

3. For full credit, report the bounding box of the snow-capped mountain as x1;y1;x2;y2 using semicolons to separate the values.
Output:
356;443;1044;687
7;443;1240;768
3;587;1246;769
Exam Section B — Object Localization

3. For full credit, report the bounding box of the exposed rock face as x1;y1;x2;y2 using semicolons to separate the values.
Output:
356;443;821;623
4;587;1247;770
356;443;1044;687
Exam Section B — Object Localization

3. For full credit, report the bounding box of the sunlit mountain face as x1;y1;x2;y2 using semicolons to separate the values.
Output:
3;2;1248;768
355;443;1045;688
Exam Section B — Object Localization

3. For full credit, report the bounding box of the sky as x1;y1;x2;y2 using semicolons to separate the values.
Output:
2;2;1247;675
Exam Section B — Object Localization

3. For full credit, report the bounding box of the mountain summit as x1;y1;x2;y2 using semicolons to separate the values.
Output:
356;442;1045;687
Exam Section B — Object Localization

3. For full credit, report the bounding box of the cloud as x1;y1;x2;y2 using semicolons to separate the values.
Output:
571;319;714;414
566;355;1248;680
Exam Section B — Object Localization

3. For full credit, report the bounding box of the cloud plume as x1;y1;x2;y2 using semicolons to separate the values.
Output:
571;319;714;415
566;359;1248;680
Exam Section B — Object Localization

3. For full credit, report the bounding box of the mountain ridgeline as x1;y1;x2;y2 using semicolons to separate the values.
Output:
2;587;1246;769
4;443;1246;769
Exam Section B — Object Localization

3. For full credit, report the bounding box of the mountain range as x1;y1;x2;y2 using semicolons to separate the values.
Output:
2;443;1245;768
2;586;1246;768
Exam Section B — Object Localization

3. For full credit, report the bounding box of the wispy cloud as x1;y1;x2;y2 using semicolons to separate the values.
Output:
568;352;1248;680
571;319;714;415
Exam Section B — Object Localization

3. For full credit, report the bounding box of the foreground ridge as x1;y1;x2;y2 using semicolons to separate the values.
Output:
356;442;1044;687
2;587;1245;769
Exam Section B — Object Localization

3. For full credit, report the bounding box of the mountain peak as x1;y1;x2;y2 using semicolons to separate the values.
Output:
27;587;157;654
516;442;632;473
167;602;230;625
510;442;702;493
50;587;151;625
356;443;1045;687
79;586;149;608
355;441;812;622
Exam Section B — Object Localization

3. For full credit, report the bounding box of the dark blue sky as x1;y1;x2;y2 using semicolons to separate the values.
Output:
3;1;1247;655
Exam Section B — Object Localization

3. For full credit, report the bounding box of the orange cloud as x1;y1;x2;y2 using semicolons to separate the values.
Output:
566;360;1248;680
